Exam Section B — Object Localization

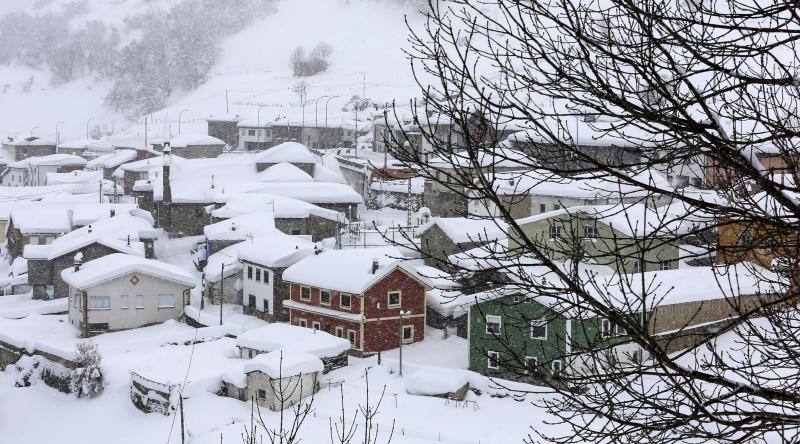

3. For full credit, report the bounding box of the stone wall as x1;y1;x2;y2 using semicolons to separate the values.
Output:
207;120;240;149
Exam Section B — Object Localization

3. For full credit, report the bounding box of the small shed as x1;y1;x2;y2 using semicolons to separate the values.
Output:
236;323;350;372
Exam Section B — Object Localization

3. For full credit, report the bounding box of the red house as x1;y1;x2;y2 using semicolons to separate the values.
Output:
281;247;432;355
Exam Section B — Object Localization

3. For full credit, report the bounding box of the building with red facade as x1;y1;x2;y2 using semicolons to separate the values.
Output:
282;247;432;355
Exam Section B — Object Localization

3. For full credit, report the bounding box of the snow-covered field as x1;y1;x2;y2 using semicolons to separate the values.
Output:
0;301;557;444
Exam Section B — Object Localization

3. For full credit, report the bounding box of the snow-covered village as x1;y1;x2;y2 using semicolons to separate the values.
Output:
0;0;798;443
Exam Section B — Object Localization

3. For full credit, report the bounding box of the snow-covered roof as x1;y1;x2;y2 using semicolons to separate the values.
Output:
516;203;682;238
237;230;315;268
242;351;324;378
418;217;508;244
9;206;73;234
45;170;103;186
258;162;314;182
255;142;317;165
314;160;347;184
247;182;363;205
86;150;137;170
204;242;244;282
488;169;673;199
236;323;350;358
24;209;152;260
203;212;276;242
207;113;245;122
4;136;55;147
168;134;226;148
282;246;432;294
61;253;196;290
428;147;529;169
370;177;424;194
56;139;114;153
8;153;87;169
210;192;345;222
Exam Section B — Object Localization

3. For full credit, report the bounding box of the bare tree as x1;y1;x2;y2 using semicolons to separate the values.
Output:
292;80;310;106
388;0;800;443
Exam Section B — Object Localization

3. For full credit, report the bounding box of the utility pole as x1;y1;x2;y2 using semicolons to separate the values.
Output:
98;180;102;203
376;303;382;365
361;72;366;97
179;394;186;444
407;176;413;227
225;90;229;115
219;262;225;326
144;115;149;149
399;310;408;377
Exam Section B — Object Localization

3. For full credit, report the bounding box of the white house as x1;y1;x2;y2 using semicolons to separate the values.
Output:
62;253;197;336
0;153;87;187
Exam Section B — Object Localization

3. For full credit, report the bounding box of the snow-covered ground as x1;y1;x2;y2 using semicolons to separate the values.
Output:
0;294;556;444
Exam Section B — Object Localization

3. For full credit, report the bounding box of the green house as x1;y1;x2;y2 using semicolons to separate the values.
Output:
467;289;642;381
509;204;679;274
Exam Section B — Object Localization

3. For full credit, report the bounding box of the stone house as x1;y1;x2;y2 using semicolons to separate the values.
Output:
86;150;138;180
0;153;87;187
2;136;57;161
6;206;74;259
235;323;351;373
24;210;155;300
282;247;432;355
424;147;530;217
417;217;508;268
254;142;318;175
510;204;680;274
206;114;245;149
63;253;196;337
222;351;322;411
154;137;226;159
238;232;314;322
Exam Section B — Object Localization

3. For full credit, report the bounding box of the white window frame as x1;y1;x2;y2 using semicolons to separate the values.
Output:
298;318;307;328
340;293;351;309
659;260;671;271
530;319;547;340
158;294;175;309
584;224;598;238
402;325;414;344
548;224;562;240
335;326;344;338
312;321;321;331
120;295;129;309
300;286;311;301
135;294;145;309
552;360;563;374
601;318;612;338
387;291;401;308
487;350;500;370
485;315;502;335
88;296;111;310
320;290;331;306
524;356;538;373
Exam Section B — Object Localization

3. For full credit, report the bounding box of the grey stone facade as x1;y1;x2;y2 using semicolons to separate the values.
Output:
273;215;340;242
207;119;241;149
156;202;214;236
418;224;482;267
29;242;126;300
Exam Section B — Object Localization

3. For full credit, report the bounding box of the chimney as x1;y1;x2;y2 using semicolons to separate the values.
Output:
126;234;131;246
110;209;116;217
87;224;92;233
73;252;83;272
371;257;379;274
162;143;172;204
139;230;157;259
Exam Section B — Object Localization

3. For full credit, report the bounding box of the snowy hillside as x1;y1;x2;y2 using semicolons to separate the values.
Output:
0;0;425;142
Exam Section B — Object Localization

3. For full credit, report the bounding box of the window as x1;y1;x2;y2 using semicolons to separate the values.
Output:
548;224;562;240
659;260;671;271
340;293;351;309
387;291;401;308
248;129;256;137
552;360;563;374
486;315;501;334
262;270;269;284
584;224;598;238
347;330;357;345
530;320;547;339
601;319;612;338
487;351;500;370
135;295;145;309
312;321;320;331
633;259;643;274
737;231;754;248
300;287;310;301
73;294;79;309
158;294;175;308
524;356;538;373
298;318;307;328
402;325;414;343
257;389;266;400
539;203;546;213
248;294;256;308
120;295;129;309
335;327;344;338
255;269;261;282
247;266;253;280
88;296;111;310
29;236;39;245
615;322;627;336
320;290;331;305
263;299;269;312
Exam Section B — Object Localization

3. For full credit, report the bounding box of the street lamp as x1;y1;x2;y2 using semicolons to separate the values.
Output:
55;122;64;145
324;95;340;149
86;117;96;140
399;310;411;376
178;109;190;135
314;95;330;149
353;98;371;157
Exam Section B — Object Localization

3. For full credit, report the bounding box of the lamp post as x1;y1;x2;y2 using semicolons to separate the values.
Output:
55;122;63;145
314;95;329;149
399;310;411;377
220;261;225;326
301;99;314;146
376;303;382;365
85;117;96;140
178;109;190;135
324;95;340;149
353;98;371;157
